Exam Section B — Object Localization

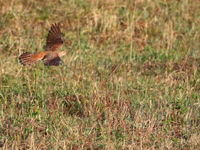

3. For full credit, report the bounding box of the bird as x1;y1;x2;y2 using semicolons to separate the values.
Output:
19;23;66;66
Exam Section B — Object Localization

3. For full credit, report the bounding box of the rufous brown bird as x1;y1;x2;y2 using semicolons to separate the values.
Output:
19;23;66;66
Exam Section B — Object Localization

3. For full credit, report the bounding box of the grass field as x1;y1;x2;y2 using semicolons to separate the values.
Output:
1;0;200;149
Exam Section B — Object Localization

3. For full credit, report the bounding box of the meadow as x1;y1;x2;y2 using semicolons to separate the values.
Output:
1;0;200;149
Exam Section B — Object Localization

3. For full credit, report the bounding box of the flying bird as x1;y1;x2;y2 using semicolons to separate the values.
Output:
19;23;66;66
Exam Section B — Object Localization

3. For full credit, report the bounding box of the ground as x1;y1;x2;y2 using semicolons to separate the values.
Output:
0;0;200;149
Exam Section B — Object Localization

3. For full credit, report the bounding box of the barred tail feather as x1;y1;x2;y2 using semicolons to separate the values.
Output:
19;52;46;65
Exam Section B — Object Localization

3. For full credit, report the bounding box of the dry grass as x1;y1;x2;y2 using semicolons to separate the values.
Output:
1;0;200;149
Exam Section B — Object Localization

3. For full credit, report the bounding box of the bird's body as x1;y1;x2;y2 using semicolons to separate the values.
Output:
19;23;65;66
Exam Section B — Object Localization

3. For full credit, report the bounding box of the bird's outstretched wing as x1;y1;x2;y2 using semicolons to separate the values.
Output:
45;23;63;51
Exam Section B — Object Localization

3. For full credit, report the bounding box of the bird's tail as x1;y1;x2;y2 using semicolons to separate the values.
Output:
19;52;47;65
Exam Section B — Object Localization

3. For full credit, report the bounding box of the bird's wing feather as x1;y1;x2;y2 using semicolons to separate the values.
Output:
45;23;63;51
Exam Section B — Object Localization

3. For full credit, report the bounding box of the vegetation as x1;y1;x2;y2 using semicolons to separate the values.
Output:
1;0;200;149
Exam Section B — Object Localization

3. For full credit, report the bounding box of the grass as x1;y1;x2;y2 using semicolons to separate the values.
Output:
1;0;200;149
